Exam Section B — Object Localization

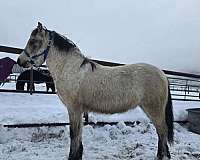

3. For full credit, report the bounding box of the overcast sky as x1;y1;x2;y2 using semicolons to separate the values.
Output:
0;0;200;73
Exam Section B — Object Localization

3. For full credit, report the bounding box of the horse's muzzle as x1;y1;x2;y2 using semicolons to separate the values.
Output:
17;58;22;66
17;58;30;68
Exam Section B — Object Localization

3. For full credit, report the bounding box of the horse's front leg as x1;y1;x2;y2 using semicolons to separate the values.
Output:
27;82;30;91
46;83;49;92
68;109;83;160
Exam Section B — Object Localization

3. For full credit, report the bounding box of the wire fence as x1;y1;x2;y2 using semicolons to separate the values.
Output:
1;44;200;101
1;45;200;128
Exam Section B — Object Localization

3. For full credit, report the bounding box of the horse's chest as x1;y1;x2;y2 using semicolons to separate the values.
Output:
55;79;80;104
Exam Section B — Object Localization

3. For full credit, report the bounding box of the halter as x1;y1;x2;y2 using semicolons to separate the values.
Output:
24;30;54;65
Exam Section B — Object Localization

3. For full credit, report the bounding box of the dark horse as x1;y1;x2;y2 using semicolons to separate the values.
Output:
16;69;55;92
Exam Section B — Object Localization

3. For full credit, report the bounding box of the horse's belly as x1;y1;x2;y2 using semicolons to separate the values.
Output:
86;101;138;114
82;89;140;114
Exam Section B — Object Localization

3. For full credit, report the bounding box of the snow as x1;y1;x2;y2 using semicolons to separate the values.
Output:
0;82;200;159
0;123;200;160
0;91;198;125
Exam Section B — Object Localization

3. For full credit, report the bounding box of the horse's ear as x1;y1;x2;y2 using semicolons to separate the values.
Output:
37;22;43;32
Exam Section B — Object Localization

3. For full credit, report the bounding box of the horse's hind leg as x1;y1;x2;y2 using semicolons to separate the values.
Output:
52;85;55;92
46;83;49;92
155;124;170;160
68;108;83;160
27;82;30;91
51;83;55;92
141;105;170;160
27;82;35;91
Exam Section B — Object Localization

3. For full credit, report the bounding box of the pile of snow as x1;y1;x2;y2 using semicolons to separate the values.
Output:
0;122;200;160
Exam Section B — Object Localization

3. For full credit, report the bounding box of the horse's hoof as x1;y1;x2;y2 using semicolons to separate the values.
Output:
155;156;170;160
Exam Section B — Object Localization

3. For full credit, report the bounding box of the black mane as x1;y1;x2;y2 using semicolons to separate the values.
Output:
52;31;76;51
51;31;96;71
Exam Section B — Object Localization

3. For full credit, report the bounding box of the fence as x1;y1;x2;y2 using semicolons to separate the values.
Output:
1;45;200;101
0;45;199;128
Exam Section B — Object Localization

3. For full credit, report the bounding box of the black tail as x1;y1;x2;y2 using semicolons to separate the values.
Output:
165;84;174;144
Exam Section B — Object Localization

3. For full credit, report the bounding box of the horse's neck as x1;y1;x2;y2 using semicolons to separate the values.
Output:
46;46;84;80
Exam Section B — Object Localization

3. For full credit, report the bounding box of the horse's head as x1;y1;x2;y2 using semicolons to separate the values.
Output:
17;22;52;68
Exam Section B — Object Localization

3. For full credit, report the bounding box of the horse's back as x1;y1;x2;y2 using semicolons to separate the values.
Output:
88;63;167;94
78;63;168;113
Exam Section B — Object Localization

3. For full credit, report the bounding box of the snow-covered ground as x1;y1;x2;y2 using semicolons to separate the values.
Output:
0;122;200;160
0;83;200;160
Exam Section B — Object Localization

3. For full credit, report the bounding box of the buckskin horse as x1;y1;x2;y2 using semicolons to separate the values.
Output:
17;22;173;160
